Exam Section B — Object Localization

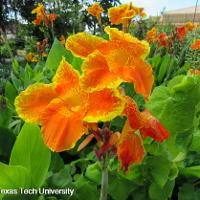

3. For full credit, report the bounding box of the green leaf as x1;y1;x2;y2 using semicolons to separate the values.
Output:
12;59;19;74
0;162;30;189
108;173;135;200
0;127;16;160
0;96;12;128
47;165;73;188
5;81;18;105
74;175;99;200
180;166;200;178
71;57;83;73
49;152;65;173
85;162;101;185
178;183;197;200
157;54;170;83
149;180;175;200
10;123;51;188
147;76;200;135
147;156;171;187
45;38;73;72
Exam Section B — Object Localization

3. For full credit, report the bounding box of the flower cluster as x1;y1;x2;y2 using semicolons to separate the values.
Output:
32;3;58;26
190;39;200;50
147;22;197;48
16;2;170;171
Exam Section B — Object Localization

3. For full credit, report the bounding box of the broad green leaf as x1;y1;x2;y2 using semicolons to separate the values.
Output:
45;38;73;72
0;96;12;128
5;81;18;105
180;166;200;178
49;152;65;173
157;54;170;83
74;175;99;200
149;180;175;200
71;57;83;73
47;165;73;188
148;76;200;135
0;127;16;161
108;173;135;200
147;156;171;187
12;59;19;74
178;183;197;200
0;162;30;189
85;162;101;185
10;123;51;188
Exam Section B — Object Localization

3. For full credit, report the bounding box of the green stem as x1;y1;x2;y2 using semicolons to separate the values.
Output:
100;154;108;200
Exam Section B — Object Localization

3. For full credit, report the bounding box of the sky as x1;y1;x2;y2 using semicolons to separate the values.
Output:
121;0;199;16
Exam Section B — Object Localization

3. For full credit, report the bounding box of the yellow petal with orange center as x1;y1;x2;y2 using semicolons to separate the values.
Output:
52;58;80;96
40;98;87;152
66;32;106;58
81;51;122;91
15;83;57;123
104;27;150;59
84;89;125;122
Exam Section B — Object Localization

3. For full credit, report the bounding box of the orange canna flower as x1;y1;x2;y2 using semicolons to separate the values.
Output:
117;97;170;171
190;39;200;50
156;32;169;48
87;2;104;21
47;13;58;23
138;7;147;18
32;3;45;16
108;3;136;27
15;58;125;152
26;52;39;62
147;27;157;43
66;26;154;100
176;26;187;42
184;22;197;32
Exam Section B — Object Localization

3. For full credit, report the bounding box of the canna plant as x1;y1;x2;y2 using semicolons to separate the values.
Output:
14;2;170;200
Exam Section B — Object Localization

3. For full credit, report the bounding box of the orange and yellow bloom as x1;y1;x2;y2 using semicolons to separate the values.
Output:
15;58;125;152
147;27;157;43
190;39;200;50
66;26;153;100
87;2;104;21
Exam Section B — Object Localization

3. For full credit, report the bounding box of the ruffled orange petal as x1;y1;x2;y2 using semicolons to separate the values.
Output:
104;27;150;59
116;60;154;100
40;98;87;152
66;32;106;58
52;58;80;96
140;110;170;142
108;4;135;25
117;132;144;171
15;83;57;123
84;89;125;122
81;51;122;91
123;96;146;130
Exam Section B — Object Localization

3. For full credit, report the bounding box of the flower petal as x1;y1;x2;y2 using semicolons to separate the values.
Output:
84;89;125;122
15;83;56;123
117;60;154;100
123;96;146;130
104;27;150;59
118;132;144;171
52;58;80;96
66;32;106;58
40;98;87;152
81;51;122;91
140;110;170;142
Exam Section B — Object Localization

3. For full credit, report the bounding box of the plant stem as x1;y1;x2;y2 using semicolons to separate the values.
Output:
100;154;108;200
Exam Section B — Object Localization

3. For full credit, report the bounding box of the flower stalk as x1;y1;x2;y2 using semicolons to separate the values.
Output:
100;153;108;200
